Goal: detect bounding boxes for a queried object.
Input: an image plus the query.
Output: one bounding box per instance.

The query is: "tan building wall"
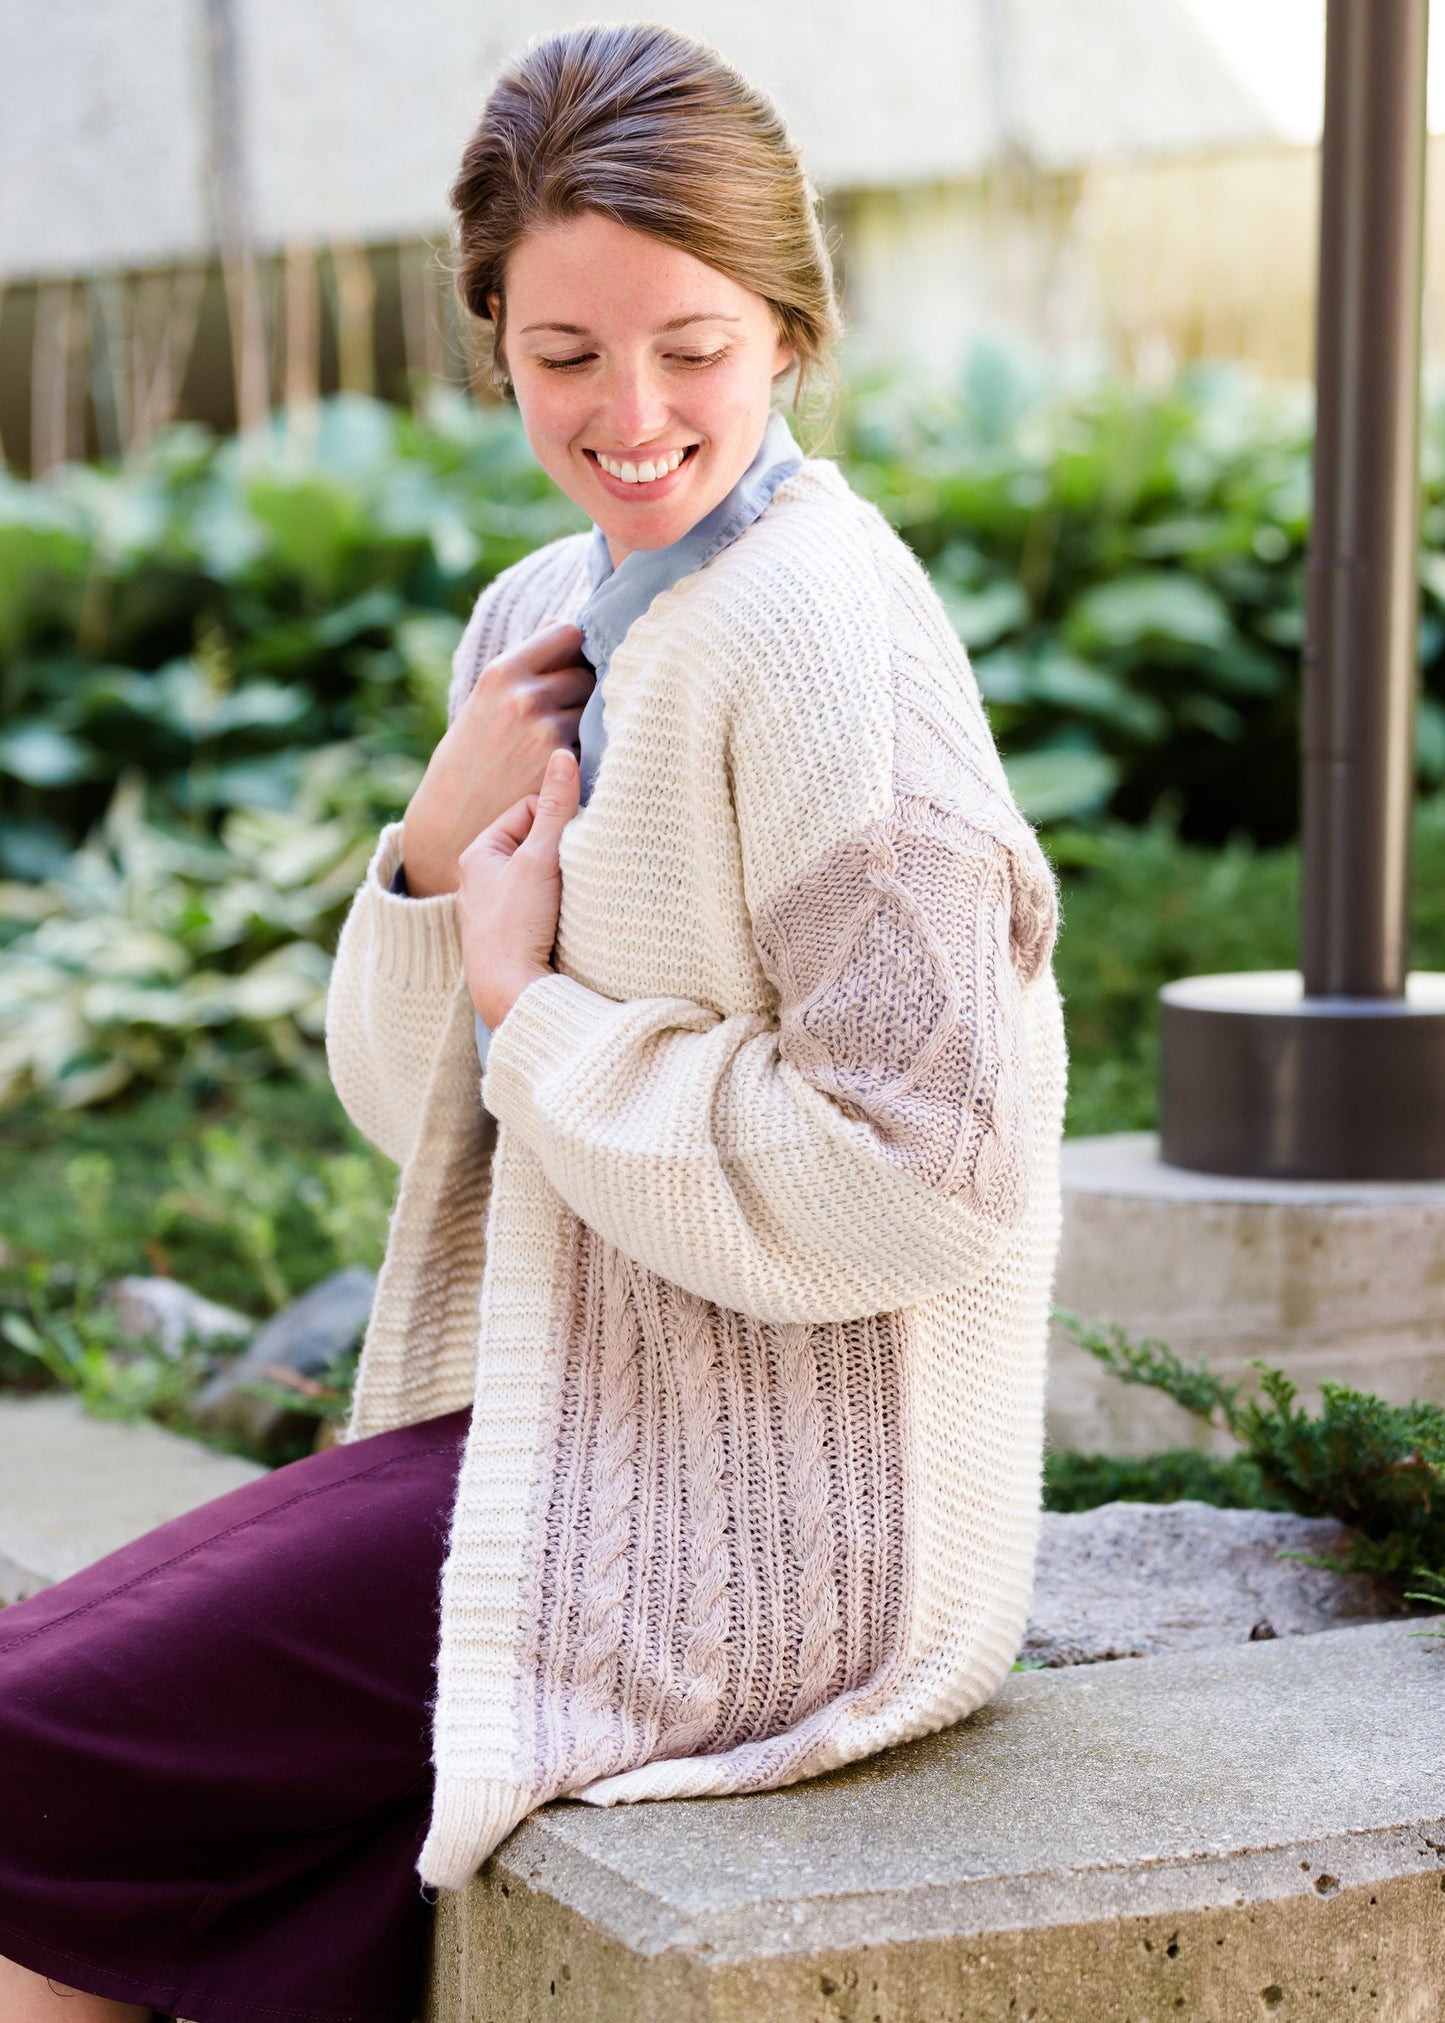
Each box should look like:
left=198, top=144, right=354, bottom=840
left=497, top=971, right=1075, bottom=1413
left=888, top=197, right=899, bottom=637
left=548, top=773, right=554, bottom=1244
left=842, top=137, right=1445, bottom=384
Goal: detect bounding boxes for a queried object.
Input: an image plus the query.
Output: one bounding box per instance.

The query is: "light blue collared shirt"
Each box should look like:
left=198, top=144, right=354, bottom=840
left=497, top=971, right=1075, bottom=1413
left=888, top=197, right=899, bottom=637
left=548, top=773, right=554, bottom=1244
left=475, top=410, right=803, bottom=1068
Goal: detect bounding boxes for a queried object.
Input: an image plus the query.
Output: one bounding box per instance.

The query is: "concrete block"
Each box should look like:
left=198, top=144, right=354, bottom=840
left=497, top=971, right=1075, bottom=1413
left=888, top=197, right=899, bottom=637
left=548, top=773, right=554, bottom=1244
left=427, top=1621, right=1445, bottom=2022
left=1049, top=1131, right=1445, bottom=1455
left=0, top=1393, right=265, bottom=1603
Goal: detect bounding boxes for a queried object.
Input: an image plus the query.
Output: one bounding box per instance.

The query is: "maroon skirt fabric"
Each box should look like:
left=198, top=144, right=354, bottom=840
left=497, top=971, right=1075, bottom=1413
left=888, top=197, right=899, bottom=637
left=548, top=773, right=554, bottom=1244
left=0, top=1407, right=471, bottom=2023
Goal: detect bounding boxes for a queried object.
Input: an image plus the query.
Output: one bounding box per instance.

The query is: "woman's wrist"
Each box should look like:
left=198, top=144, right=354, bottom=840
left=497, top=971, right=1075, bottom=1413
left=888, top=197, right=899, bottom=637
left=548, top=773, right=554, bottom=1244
left=470, top=962, right=551, bottom=1032
left=396, top=832, right=460, bottom=898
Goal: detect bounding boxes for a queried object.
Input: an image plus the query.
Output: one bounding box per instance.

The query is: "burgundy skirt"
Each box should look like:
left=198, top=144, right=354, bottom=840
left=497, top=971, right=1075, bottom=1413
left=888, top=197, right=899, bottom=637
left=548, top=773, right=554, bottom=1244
left=0, top=1407, right=471, bottom=2023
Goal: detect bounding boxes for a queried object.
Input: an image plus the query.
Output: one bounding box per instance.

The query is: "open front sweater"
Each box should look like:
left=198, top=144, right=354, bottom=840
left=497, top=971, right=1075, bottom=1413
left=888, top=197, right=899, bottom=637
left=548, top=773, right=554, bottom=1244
left=324, top=456, right=1067, bottom=1891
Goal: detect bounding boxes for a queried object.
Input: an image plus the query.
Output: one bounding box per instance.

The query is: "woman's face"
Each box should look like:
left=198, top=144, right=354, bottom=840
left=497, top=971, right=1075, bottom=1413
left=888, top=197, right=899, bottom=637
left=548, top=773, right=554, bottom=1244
left=498, top=212, right=794, bottom=562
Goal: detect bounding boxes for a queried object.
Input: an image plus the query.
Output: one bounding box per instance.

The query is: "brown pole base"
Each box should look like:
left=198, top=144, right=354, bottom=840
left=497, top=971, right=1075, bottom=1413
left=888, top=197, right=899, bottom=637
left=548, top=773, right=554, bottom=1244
left=1159, top=971, right=1445, bottom=1180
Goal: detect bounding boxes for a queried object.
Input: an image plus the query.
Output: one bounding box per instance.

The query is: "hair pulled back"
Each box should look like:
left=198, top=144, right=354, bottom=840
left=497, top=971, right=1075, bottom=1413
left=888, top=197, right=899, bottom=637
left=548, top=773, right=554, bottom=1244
left=449, top=22, right=839, bottom=405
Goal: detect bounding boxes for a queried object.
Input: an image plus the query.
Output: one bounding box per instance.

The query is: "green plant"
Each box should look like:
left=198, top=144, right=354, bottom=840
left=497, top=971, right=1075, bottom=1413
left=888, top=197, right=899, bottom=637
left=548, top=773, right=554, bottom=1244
left=157, top=1122, right=392, bottom=1312
left=242, top=1348, right=358, bottom=1431
left=1042, top=1446, right=1289, bottom=1514
left=1059, top=1312, right=1445, bottom=1582
left=0, top=1265, right=223, bottom=1426
left=8, top=362, right=1445, bottom=874
left=0, top=1077, right=393, bottom=1323
left=0, top=742, right=399, bottom=1109
left=1405, top=1568, right=1445, bottom=1640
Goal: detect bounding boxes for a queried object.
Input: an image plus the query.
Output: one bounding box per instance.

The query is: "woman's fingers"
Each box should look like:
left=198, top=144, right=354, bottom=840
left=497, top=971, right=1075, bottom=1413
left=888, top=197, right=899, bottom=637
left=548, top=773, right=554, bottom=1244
left=519, top=748, right=580, bottom=863
left=468, top=792, right=539, bottom=861
left=497, top=620, right=586, bottom=679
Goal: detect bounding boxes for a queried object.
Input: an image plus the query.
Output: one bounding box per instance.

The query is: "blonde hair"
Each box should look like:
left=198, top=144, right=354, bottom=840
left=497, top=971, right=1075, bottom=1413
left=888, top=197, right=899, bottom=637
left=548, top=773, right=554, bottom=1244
left=449, top=22, right=840, bottom=413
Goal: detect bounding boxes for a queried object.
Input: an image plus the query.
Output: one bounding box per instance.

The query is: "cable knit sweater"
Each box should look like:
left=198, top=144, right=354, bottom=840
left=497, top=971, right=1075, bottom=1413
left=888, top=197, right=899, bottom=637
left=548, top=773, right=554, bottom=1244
left=324, top=456, right=1067, bottom=1890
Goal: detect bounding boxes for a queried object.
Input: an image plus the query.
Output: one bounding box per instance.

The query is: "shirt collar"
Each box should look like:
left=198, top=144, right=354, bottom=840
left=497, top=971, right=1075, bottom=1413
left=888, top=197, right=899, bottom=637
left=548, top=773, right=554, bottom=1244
left=579, top=410, right=803, bottom=675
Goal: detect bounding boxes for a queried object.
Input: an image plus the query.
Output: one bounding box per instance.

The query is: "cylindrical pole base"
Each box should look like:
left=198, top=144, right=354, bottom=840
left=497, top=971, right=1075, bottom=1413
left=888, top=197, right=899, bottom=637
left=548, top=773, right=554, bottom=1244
left=1159, top=973, right=1445, bottom=1180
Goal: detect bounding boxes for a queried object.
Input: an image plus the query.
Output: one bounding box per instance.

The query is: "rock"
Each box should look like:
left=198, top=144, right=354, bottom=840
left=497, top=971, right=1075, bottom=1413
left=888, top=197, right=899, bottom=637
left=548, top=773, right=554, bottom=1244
left=1023, top=1499, right=1414, bottom=1667
left=189, top=1266, right=374, bottom=1460
left=102, top=1275, right=255, bottom=1359
left=0, top=1394, right=264, bottom=1604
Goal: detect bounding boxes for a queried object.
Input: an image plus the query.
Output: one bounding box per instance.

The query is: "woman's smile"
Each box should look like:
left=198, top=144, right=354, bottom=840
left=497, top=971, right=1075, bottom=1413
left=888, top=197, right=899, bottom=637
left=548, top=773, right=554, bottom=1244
left=582, top=441, right=700, bottom=500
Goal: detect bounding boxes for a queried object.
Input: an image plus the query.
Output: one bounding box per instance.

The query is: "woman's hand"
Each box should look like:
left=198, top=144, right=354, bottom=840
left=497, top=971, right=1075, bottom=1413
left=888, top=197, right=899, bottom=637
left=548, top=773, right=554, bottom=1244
left=400, top=622, right=593, bottom=897
left=459, top=746, right=582, bottom=1030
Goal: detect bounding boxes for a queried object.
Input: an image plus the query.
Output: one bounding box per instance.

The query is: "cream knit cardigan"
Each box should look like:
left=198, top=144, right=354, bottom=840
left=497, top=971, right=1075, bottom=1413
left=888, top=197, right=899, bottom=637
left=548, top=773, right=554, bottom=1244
left=325, top=457, right=1067, bottom=1890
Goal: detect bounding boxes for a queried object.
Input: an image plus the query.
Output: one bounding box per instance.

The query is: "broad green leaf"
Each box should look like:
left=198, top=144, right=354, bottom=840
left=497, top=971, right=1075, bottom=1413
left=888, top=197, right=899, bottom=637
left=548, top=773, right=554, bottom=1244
left=1064, top=573, right=1236, bottom=657
left=936, top=578, right=1029, bottom=651
left=0, top=722, right=93, bottom=787
left=1004, top=748, right=1119, bottom=823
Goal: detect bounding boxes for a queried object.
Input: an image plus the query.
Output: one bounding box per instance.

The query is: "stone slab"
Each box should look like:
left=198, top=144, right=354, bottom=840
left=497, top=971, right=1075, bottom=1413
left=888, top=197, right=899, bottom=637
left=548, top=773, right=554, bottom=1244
left=1026, top=1501, right=1414, bottom=1666
left=1049, top=1131, right=1445, bottom=1456
left=0, top=1393, right=265, bottom=1603
left=428, top=1621, right=1445, bottom=2021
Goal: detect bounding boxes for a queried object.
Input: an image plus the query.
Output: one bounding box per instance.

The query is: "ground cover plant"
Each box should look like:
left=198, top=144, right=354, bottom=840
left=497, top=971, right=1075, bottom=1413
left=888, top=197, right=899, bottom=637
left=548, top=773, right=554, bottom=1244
left=1058, top=1315, right=1445, bottom=1590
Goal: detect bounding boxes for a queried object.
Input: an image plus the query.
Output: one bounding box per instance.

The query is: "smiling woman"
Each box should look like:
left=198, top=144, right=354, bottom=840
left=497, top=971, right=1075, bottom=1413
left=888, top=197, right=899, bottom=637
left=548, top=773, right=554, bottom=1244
left=449, top=26, right=836, bottom=564
left=0, top=23, right=1065, bottom=2023
left=500, top=218, right=793, bottom=560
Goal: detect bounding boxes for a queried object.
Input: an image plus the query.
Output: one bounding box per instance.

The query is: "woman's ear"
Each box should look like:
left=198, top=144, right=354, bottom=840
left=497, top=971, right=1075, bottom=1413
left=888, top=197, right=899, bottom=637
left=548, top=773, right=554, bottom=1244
left=772, top=340, right=797, bottom=380
left=486, top=289, right=502, bottom=323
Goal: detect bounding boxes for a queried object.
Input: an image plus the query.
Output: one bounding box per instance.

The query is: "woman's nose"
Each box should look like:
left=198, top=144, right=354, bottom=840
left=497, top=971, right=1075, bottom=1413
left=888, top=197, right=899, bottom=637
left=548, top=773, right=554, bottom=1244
left=600, top=366, right=672, bottom=448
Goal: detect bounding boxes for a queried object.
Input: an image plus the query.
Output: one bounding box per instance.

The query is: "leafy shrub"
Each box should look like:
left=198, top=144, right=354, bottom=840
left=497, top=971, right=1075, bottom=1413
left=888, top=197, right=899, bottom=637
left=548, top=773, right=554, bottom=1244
left=0, top=1258, right=231, bottom=1430
left=1042, top=1446, right=1289, bottom=1514
left=0, top=392, right=582, bottom=876
left=0, top=746, right=397, bottom=1106
left=8, top=359, right=1445, bottom=1119
left=1052, top=792, right=1445, bottom=1135
left=842, top=352, right=1445, bottom=845
left=1060, top=1313, right=1445, bottom=1580
left=8, top=361, right=1445, bottom=880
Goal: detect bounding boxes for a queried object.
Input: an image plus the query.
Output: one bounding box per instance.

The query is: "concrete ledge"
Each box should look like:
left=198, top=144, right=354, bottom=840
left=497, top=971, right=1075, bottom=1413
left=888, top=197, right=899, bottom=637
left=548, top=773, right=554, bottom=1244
left=0, top=1394, right=265, bottom=1602
left=429, top=1622, right=1445, bottom=2021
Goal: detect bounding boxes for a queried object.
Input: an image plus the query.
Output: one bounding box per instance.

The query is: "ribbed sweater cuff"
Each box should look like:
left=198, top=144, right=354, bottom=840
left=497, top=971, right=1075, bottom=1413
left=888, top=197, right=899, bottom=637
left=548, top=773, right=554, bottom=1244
left=364, top=821, right=464, bottom=992
left=481, top=972, right=618, bottom=1132
left=416, top=1777, right=535, bottom=1890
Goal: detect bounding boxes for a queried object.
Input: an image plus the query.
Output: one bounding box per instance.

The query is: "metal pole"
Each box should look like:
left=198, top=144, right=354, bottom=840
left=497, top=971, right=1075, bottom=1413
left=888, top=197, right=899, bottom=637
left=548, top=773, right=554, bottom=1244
left=1301, top=0, right=1428, bottom=998
left=1158, top=0, right=1445, bottom=1181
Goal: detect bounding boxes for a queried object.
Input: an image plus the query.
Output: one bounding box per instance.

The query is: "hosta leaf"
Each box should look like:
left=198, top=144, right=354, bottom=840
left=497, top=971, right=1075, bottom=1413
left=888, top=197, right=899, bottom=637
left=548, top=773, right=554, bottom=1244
left=1064, top=573, right=1236, bottom=657
left=0, top=722, right=93, bottom=787
left=935, top=578, right=1029, bottom=651
left=1004, top=748, right=1118, bottom=823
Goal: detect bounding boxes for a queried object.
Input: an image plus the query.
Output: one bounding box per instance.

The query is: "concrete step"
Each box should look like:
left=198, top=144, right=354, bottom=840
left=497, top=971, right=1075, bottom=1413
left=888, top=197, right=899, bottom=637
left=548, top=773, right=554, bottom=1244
left=0, top=1393, right=266, bottom=1602
left=428, top=1619, right=1445, bottom=2022
left=1050, top=1131, right=1445, bottom=1455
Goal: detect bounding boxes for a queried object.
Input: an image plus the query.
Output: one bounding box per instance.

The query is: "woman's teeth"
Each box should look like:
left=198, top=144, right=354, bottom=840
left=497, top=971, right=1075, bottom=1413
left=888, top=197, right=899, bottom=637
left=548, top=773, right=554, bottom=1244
left=594, top=447, right=690, bottom=485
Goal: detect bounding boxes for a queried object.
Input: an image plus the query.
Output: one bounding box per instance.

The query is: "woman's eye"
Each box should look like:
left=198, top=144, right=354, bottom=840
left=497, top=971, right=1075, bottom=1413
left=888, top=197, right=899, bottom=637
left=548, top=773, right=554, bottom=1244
left=538, top=353, right=596, bottom=372
left=672, top=348, right=728, bottom=368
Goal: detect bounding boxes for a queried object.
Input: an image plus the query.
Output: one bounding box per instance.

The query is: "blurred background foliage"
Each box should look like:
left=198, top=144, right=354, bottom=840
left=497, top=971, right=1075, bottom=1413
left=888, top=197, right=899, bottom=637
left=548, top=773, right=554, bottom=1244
left=7, top=354, right=1445, bottom=1377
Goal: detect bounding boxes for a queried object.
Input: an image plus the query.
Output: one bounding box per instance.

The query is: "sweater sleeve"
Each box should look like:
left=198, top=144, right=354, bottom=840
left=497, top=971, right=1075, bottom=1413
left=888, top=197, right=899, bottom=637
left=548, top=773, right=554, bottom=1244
left=480, top=580, right=1058, bottom=1325
left=324, top=821, right=468, bottom=1167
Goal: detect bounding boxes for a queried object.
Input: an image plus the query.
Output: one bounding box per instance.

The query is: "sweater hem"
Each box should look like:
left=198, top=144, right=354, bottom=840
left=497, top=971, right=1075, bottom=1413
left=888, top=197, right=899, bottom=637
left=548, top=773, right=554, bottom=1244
left=417, top=1777, right=536, bottom=1890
